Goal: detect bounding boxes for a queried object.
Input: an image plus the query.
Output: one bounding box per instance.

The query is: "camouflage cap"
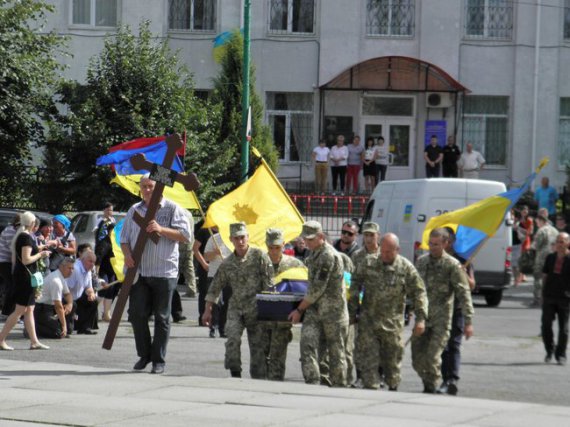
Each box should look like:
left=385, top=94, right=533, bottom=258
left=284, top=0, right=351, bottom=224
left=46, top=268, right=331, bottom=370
left=361, top=221, right=380, bottom=234
left=300, top=220, right=322, bottom=239
left=229, top=222, right=248, bottom=237
left=266, top=228, right=284, bottom=246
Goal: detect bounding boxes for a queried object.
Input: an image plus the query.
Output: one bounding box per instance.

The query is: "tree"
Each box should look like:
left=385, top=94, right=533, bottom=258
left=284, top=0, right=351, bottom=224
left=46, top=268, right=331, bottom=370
left=47, top=21, right=232, bottom=211
left=0, top=0, right=66, bottom=206
left=211, top=31, right=279, bottom=185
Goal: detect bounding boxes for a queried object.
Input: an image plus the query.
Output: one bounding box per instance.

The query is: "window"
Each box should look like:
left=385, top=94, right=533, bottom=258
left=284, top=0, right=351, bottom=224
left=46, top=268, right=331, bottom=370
left=268, top=0, right=315, bottom=35
left=169, top=0, right=216, bottom=32
left=464, top=0, right=513, bottom=40
left=366, top=0, right=415, bottom=37
left=72, top=0, right=117, bottom=27
left=564, top=0, right=570, bottom=40
left=267, top=93, right=314, bottom=162
left=558, top=98, right=570, bottom=166
left=462, top=96, right=509, bottom=166
left=361, top=96, right=414, bottom=116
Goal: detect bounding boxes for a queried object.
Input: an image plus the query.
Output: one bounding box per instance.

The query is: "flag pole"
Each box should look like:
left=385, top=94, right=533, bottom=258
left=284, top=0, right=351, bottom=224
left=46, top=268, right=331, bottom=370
left=240, top=0, right=251, bottom=184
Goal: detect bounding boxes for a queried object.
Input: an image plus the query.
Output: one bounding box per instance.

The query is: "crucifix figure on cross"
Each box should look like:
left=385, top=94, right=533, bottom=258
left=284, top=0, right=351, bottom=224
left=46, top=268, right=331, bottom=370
left=102, top=134, right=199, bottom=374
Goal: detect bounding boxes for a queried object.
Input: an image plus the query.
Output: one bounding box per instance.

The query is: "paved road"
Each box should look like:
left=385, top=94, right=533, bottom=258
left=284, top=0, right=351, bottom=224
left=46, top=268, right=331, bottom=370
left=0, top=280, right=568, bottom=406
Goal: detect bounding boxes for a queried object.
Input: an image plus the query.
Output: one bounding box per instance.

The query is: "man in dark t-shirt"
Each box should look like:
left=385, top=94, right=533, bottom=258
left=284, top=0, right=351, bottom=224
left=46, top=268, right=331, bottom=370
left=541, top=232, right=570, bottom=366
left=424, top=135, right=443, bottom=178
left=442, top=136, right=461, bottom=178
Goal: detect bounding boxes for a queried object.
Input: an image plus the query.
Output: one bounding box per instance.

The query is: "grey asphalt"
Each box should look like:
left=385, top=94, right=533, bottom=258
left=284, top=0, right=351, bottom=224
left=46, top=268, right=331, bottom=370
left=1, top=281, right=569, bottom=426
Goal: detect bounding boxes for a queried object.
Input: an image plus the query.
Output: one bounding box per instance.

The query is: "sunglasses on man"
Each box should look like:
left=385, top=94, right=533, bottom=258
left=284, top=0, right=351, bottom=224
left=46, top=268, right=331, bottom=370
left=341, top=229, right=355, bottom=236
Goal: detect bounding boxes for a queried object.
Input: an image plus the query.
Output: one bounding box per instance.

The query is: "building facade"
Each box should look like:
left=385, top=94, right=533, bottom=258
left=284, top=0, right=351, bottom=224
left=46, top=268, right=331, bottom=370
left=47, top=0, right=570, bottom=189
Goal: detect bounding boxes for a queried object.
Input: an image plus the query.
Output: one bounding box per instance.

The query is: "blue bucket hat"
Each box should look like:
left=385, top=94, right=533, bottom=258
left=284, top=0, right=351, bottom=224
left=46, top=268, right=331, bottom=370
left=53, top=214, right=71, bottom=231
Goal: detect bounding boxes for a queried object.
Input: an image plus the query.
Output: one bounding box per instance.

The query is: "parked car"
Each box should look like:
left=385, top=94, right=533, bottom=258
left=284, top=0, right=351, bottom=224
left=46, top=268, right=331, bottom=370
left=0, top=208, right=53, bottom=233
left=69, top=211, right=127, bottom=250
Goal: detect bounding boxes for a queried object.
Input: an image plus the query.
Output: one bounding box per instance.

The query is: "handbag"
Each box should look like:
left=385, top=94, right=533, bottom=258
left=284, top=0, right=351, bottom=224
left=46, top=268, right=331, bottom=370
left=30, top=271, right=44, bottom=288
left=519, top=249, right=536, bottom=275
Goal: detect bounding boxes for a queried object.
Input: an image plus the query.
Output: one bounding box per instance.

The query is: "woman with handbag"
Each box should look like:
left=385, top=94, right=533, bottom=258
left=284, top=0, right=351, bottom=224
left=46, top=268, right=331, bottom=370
left=0, top=211, right=51, bottom=351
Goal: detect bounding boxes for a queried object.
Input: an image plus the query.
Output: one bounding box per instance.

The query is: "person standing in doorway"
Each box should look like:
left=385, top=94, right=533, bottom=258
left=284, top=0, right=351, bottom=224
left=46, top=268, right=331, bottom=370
left=374, top=136, right=389, bottom=185
left=330, top=135, right=348, bottom=195
left=346, top=135, right=364, bottom=195
left=312, top=139, right=330, bottom=195
left=424, top=135, right=443, bottom=178
left=442, top=136, right=461, bottom=178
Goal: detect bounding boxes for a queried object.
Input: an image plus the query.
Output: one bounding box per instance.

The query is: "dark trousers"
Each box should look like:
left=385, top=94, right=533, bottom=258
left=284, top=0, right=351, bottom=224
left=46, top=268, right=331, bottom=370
left=211, top=280, right=232, bottom=334
left=171, top=289, right=183, bottom=318
left=542, top=297, right=570, bottom=359
left=197, top=266, right=209, bottom=323
left=128, top=276, right=177, bottom=364
left=441, top=307, right=464, bottom=381
left=442, top=163, right=458, bottom=178
left=375, top=164, right=387, bottom=184
left=34, top=303, right=66, bottom=339
left=72, top=292, right=98, bottom=332
left=426, top=164, right=440, bottom=178
left=0, top=262, right=14, bottom=315
left=331, top=166, right=347, bottom=191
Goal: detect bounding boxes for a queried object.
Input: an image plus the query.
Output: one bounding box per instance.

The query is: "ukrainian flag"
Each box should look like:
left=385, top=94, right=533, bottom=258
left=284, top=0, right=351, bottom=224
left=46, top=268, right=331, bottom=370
left=109, top=219, right=125, bottom=282
left=421, top=158, right=549, bottom=259
left=96, top=136, right=200, bottom=209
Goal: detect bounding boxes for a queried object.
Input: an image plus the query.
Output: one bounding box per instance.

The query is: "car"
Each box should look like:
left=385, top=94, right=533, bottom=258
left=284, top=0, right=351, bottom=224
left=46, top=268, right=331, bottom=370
left=69, top=211, right=127, bottom=249
left=0, top=208, right=53, bottom=233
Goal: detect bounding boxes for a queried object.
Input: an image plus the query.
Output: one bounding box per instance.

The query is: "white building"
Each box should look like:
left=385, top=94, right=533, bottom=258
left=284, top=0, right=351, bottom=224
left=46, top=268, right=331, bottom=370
left=46, top=0, right=570, bottom=190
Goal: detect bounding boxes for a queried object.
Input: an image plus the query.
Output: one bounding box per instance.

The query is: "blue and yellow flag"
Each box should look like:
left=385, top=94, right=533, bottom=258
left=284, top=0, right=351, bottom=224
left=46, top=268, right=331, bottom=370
left=421, top=158, right=549, bottom=259
left=96, top=136, right=200, bottom=209
left=203, top=149, right=304, bottom=250
left=109, top=219, right=125, bottom=282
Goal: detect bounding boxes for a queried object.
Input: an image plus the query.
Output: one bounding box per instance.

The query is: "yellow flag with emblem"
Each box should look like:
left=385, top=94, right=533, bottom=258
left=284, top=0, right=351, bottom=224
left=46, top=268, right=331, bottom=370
left=203, top=150, right=304, bottom=249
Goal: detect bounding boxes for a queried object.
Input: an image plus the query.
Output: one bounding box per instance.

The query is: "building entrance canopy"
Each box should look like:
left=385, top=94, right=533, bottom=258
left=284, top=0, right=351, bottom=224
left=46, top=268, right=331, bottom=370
left=320, top=56, right=469, bottom=93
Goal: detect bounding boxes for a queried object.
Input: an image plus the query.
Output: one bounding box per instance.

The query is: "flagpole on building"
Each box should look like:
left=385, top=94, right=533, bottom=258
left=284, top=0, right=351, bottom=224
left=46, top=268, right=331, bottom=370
left=240, top=0, right=251, bottom=184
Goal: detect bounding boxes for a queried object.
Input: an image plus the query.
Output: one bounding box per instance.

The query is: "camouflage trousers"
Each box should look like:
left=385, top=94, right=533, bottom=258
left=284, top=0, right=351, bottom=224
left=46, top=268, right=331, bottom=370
left=533, top=271, right=543, bottom=303
left=411, top=326, right=450, bottom=389
left=355, top=322, right=403, bottom=389
left=261, top=322, right=293, bottom=381
left=300, top=309, right=348, bottom=387
left=178, top=243, right=196, bottom=296
left=225, top=309, right=266, bottom=379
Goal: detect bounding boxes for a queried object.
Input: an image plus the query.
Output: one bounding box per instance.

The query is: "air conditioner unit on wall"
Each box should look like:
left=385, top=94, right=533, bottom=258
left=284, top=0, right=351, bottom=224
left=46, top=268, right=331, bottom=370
left=426, top=92, right=453, bottom=108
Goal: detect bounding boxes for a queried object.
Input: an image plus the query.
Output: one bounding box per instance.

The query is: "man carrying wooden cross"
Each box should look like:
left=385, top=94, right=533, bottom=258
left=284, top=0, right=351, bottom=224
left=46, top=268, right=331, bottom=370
left=120, top=174, right=191, bottom=374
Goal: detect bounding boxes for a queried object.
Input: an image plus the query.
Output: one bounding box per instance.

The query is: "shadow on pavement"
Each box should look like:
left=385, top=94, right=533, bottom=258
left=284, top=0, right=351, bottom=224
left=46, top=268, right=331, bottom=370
left=0, top=369, right=127, bottom=377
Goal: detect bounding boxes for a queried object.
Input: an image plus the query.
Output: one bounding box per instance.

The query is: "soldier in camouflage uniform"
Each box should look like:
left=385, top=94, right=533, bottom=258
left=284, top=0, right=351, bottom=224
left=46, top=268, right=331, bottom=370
left=412, top=228, right=474, bottom=393
left=532, top=215, right=559, bottom=306
left=350, top=231, right=427, bottom=390
left=349, top=222, right=382, bottom=385
left=202, top=222, right=274, bottom=379
left=261, top=228, right=305, bottom=381
left=289, top=221, right=349, bottom=387
left=179, top=210, right=196, bottom=298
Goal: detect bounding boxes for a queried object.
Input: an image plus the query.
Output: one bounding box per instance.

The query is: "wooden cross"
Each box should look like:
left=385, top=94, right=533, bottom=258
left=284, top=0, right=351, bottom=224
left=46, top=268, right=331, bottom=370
left=102, top=133, right=200, bottom=350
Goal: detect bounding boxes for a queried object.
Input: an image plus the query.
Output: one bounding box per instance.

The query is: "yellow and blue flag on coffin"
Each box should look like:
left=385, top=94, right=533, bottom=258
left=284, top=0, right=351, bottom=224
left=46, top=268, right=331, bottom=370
left=109, top=219, right=125, bottom=282
left=273, top=267, right=308, bottom=294
left=203, top=150, right=304, bottom=250
left=421, top=158, right=549, bottom=259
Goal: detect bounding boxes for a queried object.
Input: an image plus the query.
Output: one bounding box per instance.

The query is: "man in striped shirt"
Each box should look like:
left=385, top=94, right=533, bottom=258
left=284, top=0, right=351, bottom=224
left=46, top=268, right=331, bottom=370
left=121, top=175, right=191, bottom=375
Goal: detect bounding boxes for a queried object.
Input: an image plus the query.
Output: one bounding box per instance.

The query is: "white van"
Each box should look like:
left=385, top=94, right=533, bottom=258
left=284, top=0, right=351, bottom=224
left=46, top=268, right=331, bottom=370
left=361, top=178, right=512, bottom=307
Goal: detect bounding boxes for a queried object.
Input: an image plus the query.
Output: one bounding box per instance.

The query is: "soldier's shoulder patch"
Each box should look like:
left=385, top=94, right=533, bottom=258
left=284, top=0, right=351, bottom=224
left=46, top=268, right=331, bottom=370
left=318, top=268, right=330, bottom=281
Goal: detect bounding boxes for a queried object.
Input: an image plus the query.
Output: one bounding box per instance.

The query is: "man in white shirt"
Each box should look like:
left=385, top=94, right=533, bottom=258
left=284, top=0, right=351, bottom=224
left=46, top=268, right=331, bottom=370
left=66, top=250, right=98, bottom=335
left=312, top=139, right=330, bottom=194
left=459, top=143, right=485, bottom=179
left=35, top=257, right=74, bottom=338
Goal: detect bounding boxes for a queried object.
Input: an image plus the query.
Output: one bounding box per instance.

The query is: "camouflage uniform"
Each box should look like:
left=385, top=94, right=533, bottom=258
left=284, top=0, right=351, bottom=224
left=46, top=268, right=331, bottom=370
left=205, top=246, right=273, bottom=379
left=301, top=242, right=349, bottom=387
left=178, top=241, right=196, bottom=297
left=412, top=252, right=474, bottom=391
left=261, top=254, right=305, bottom=381
left=349, top=253, right=427, bottom=389
left=533, top=224, right=558, bottom=303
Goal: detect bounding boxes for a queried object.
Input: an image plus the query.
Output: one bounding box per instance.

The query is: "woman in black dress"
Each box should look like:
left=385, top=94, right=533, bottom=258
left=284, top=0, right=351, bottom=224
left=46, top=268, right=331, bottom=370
left=0, top=212, right=51, bottom=351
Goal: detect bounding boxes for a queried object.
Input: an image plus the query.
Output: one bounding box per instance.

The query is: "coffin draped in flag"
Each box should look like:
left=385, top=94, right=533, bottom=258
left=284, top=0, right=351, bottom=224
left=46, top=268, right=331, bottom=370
left=420, top=158, right=549, bottom=259
left=203, top=149, right=304, bottom=250
left=96, top=135, right=200, bottom=209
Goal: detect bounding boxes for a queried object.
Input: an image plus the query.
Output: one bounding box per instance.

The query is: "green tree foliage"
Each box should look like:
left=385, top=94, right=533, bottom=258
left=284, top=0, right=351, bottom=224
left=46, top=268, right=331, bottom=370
left=211, top=31, right=278, bottom=185
left=0, top=0, right=66, bottom=206
left=47, top=21, right=232, bottom=212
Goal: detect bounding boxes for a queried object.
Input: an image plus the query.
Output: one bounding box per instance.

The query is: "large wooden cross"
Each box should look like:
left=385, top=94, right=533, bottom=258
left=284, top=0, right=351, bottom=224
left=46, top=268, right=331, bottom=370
left=102, top=133, right=199, bottom=350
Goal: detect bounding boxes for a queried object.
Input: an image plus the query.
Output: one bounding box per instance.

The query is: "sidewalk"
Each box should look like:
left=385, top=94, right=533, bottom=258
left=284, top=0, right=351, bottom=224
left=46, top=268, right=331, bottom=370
left=1, top=358, right=568, bottom=427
